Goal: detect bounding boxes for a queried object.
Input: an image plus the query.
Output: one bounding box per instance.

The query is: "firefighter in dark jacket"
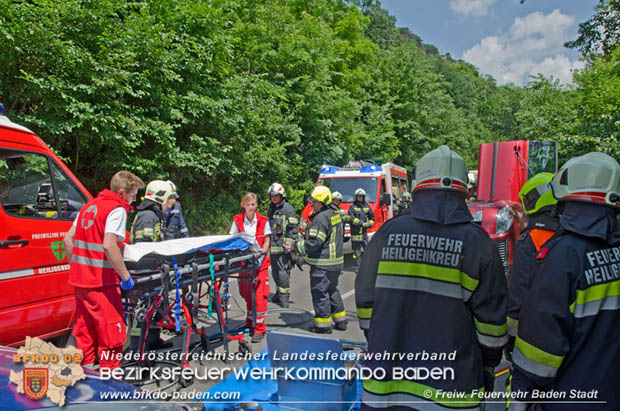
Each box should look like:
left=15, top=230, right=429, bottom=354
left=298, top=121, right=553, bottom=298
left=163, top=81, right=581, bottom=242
left=129, top=180, right=175, bottom=350
left=348, top=188, right=375, bottom=270
left=356, top=145, right=508, bottom=410
left=506, top=173, right=559, bottom=358
left=509, top=152, right=620, bottom=411
left=287, top=186, right=346, bottom=333
left=332, top=191, right=350, bottom=223
left=395, top=191, right=413, bottom=216
left=130, top=180, right=174, bottom=243
left=163, top=181, right=190, bottom=239
left=267, top=182, right=299, bottom=308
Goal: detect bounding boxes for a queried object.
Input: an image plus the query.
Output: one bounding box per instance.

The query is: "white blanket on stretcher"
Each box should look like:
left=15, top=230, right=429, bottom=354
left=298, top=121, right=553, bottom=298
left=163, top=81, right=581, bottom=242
left=123, top=233, right=259, bottom=263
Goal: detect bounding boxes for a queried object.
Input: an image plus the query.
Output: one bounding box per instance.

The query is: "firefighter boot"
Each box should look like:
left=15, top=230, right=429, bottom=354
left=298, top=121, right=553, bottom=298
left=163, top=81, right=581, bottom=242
left=312, top=325, right=333, bottom=334
left=268, top=292, right=280, bottom=304
left=279, top=293, right=289, bottom=308
left=335, top=320, right=348, bottom=331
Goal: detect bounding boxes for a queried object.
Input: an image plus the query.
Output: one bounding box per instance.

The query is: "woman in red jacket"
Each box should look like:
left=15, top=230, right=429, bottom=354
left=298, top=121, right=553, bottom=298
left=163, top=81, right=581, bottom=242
left=229, top=193, right=271, bottom=342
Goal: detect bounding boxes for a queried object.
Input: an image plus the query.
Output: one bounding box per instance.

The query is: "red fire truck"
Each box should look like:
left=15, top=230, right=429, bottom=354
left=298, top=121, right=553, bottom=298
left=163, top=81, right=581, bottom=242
left=468, top=140, right=558, bottom=274
left=300, top=161, right=409, bottom=253
left=0, top=105, right=92, bottom=347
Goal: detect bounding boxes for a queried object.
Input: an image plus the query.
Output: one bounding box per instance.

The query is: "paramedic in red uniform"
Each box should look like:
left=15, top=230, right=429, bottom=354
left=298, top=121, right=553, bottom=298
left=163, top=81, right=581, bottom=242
left=230, top=192, right=271, bottom=343
left=64, top=171, right=144, bottom=369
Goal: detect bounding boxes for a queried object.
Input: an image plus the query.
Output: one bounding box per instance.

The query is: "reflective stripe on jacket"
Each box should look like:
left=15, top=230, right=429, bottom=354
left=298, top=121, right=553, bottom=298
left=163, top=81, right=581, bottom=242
left=356, top=190, right=507, bottom=409
left=510, top=202, right=620, bottom=410
left=348, top=200, right=374, bottom=241
left=335, top=206, right=351, bottom=223
left=268, top=200, right=298, bottom=254
left=69, top=189, right=132, bottom=288
left=130, top=200, right=163, bottom=243
left=294, top=204, right=343, bottom=270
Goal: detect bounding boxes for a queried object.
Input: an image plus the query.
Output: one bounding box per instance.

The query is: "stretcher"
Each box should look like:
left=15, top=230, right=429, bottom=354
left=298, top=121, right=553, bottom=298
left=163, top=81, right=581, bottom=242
left=122, top=234, right=263, bottom=387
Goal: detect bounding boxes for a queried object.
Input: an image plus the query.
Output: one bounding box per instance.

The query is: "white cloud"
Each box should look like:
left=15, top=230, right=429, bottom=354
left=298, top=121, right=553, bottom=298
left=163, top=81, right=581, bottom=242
left=450, top=0, right=496, bottom=18
left=462, top=9, right=584, bottom=86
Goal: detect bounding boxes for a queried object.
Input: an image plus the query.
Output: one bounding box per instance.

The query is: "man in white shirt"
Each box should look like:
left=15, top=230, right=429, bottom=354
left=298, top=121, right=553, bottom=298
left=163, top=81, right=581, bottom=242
left=64, top=171, right=144, bottom=369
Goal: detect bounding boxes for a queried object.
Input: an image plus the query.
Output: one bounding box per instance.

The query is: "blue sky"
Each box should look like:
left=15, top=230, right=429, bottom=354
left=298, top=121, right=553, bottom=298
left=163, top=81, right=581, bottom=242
left=379, top=0, right=599, bottom=86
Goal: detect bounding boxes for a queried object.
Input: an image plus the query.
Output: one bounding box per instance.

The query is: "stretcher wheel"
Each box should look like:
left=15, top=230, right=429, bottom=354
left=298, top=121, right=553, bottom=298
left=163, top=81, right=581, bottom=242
left=238, top=341, right=252, bottom=355
left=180, top=368, right=194, bottom=388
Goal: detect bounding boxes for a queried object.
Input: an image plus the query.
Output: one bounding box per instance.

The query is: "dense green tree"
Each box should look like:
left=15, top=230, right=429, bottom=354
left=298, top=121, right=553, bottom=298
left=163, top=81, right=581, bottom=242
left=565, top=0, right=620, bottom=61
left=514, top=0, right=619, bottom=164
left=1, top=0, right=615, bottom=233
left=346, top=0, right=398, bottom=48
left=571, top=47, right=620, bottom=159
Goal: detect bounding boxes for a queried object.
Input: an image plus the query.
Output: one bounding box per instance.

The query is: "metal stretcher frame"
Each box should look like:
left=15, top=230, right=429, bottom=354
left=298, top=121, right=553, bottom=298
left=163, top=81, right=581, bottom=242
left=122, top=249, right=263, bottom=387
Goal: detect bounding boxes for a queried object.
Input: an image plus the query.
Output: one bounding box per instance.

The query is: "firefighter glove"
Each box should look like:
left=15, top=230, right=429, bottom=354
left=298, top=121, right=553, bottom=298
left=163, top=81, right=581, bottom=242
left=292, top=253, right=304, bottom=271
left=504, top=336, right=516, bottom=364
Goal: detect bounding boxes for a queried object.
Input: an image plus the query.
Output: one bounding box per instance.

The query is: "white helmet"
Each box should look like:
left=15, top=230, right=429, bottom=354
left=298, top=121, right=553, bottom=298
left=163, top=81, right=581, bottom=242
left=354, top=188, right=366, bottom=197
left=165, top=180, right=179, bottom=199
left=552, top=152, right=620, bottom=209
left=145, top=180, right=174, bottom=205
left=332, top=191, right=343, bottom=201
left=268, top=183, right=286, bottom=197
left=413, top=145, right=468, bottom=193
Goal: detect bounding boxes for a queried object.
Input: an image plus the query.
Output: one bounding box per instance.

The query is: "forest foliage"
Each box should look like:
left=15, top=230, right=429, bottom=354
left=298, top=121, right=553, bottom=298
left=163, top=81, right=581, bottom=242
left=0, top=0, right=618, bottom=232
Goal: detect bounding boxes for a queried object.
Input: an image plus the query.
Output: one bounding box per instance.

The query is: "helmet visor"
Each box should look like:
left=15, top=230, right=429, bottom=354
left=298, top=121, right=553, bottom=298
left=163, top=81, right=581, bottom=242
left=523, top=183, right=552, bottom=212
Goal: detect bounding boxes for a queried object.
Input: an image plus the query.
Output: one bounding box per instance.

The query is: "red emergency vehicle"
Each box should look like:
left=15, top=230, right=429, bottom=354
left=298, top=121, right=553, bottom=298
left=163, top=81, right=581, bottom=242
left=300, top=161, right=408, bottom=253
left=0, top=105, right=92, bottom=347
left=468, top=140, right=557, bottom=274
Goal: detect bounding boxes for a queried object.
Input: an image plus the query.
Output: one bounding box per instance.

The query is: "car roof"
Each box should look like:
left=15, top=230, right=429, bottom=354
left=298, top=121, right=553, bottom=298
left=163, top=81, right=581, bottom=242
left=0, top=115, right=35, bottom=135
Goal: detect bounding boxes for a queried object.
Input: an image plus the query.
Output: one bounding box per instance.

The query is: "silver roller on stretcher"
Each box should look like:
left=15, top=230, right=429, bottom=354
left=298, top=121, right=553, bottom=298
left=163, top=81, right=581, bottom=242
left=121, top=233, right=265, bottom=388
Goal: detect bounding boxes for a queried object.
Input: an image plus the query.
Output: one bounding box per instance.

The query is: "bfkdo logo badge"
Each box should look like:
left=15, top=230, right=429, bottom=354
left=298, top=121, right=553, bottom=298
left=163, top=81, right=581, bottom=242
left=24, top=368, right=49, bottom=400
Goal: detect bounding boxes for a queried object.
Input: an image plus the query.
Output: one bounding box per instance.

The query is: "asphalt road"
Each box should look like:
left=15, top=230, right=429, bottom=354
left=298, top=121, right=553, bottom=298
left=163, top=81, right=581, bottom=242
left=136, top=254, right=509, bottom=410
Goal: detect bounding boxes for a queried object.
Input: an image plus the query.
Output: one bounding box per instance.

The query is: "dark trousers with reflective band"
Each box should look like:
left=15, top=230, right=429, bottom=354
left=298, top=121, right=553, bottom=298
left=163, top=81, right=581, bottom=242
left=352, top=240, right=367, bottom=269
left=310, top=267, right=346, bottom=328
left=270, top=253, right=291, bottom=295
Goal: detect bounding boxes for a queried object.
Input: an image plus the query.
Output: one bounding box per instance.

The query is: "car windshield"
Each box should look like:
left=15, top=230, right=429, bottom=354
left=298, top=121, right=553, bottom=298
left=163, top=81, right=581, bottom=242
left=528, top=141, right=557, bottom=178
left=317, top=177, right=378, bottom=203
